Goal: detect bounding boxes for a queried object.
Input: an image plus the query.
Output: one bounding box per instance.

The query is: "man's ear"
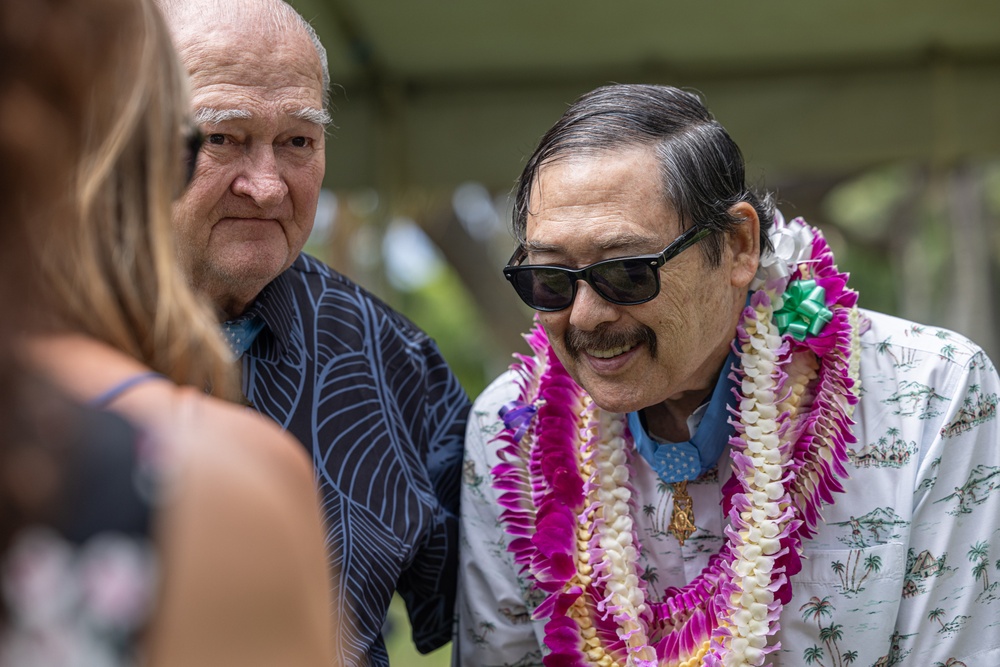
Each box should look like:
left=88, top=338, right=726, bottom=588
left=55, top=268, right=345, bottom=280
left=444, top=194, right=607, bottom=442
left=727, top=202, right=760, bottom=289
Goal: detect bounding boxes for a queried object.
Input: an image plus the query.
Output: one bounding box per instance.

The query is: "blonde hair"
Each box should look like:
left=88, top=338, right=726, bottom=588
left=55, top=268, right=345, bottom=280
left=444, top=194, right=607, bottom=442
left=31, top=0, right=238, bottom=399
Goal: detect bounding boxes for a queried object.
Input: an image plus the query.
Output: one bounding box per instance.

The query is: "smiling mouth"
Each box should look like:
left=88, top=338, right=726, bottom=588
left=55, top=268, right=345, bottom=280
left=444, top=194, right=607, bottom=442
left=586, top=342, right=638, bottom=359
left=566, top=324, right=658, bottom=363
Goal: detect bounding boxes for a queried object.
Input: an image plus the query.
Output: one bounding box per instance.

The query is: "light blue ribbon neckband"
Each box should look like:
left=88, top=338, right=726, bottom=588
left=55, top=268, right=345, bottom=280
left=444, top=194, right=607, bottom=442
left=627, top=346, right=739, bottom=485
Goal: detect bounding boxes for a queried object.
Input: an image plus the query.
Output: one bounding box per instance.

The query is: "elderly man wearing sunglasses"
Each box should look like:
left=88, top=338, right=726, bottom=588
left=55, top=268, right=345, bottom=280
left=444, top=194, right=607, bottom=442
left=456, top=84, right=1000, bottom=667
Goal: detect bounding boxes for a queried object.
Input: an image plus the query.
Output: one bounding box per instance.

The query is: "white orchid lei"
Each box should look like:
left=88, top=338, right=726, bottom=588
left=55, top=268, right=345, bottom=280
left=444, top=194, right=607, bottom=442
left=492, top=217, right=862, bottom=667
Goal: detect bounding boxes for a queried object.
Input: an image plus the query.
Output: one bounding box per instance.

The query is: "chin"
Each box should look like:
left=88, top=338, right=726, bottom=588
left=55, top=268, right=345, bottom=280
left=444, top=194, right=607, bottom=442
left=581, top=385, right=651, bottom=416
left=218, top=248, right=291, bottom=283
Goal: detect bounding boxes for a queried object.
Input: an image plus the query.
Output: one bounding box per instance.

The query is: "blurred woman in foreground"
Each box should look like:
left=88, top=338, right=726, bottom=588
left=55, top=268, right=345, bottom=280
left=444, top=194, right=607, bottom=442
left=0, top=0, right=334, bottom=664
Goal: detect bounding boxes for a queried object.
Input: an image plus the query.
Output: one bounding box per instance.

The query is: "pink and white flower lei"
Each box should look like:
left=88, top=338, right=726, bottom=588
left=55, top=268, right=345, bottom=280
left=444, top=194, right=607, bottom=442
left=492, top=217, right=862, bottom=667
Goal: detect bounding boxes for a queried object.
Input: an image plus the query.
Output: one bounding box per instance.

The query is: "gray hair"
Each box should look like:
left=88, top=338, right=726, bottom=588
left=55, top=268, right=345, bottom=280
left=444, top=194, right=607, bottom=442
left=513, top=84, right=775, bottom=265
left=297, top=15, right=330, bottom=107
left=156, top=0, right=330, bottom=107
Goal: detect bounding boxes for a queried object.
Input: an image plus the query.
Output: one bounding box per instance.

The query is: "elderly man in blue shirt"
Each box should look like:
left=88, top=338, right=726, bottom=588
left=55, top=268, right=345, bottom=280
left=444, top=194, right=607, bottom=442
left=157, top=1, right=470, bottom=665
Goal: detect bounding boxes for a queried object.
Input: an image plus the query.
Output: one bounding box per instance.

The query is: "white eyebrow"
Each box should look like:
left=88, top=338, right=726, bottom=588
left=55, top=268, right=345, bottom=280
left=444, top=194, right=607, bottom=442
left=193, top=108, right=252, bottom=125
left=193, top=107, right=332, bottom=128
left=291, top=107, right=333, bottom=127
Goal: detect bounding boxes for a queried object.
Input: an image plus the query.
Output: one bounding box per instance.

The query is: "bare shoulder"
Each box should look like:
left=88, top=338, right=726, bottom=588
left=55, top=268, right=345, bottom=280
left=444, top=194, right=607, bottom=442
left=160, top=387, right=325, bottom=577
left=146, top=389, right=333, bottom=667
left=166, top=388, right=316, bottom=500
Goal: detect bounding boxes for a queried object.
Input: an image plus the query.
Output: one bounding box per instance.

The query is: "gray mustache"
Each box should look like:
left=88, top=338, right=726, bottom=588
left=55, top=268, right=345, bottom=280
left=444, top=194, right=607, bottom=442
left=564, top=325, right=657, bottom=360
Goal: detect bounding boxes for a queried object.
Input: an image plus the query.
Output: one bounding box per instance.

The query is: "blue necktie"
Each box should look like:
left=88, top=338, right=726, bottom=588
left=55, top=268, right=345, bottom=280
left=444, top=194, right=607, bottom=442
left=627, top=347, right=739, bottom=484
left=221, top=315, right=265, bottom=358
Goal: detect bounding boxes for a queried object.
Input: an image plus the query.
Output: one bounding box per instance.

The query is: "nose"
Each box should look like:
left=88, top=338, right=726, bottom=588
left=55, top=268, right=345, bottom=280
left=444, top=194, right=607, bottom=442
left=231, top=145, right=288, bottom=208
left=567, top=280, right=620, bottom=332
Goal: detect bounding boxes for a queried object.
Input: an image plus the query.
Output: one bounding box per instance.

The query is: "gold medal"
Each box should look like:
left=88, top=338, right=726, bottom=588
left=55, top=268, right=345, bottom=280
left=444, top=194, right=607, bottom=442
left=668, top=480, right=696, bottom=546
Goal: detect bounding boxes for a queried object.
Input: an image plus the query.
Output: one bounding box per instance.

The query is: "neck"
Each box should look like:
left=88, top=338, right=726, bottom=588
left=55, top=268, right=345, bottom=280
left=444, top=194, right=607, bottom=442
left=643, top=286, right=747, bottom=441
left=641, top=341, right=733, bottom=442
left=188, top=268, right=265, bottom=322
left=640, top=393, right=703, bottom=442
left=212, top=291, right=258, bottom=322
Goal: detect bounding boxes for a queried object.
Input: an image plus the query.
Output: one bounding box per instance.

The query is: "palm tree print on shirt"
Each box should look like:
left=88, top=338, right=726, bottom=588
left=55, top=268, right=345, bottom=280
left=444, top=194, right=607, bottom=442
left=849, top=427, right=917, bottom=468
left=967, top=540, right=1000, bottom=602
left=940, top=383, right=998, bottom=439
left=875, top=337, right=918, bottom=371
left=799, top=596, right=852, bottom=667
left=926, top=605, right=971, bottom=637
left=830, top=552, right=883, bottom=596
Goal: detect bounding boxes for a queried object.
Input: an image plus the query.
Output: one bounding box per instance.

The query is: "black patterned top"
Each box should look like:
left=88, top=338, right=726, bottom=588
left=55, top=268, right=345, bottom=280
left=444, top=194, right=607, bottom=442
left=0, top=405, right=157, bottom=667
left=238, top=253, right=470, bottom=667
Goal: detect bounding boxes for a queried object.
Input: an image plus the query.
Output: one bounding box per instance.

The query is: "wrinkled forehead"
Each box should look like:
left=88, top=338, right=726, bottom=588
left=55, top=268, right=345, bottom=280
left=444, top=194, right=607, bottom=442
left=525, top=146, right=679, bottom=246
left=530, top=146, right=667, bottom=207
left=175, top=19, right=323, bottom=98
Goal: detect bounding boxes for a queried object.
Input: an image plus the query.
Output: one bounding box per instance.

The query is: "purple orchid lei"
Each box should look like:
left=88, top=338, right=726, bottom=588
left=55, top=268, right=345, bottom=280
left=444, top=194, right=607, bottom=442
left=491, top=217, right=862, bottom=667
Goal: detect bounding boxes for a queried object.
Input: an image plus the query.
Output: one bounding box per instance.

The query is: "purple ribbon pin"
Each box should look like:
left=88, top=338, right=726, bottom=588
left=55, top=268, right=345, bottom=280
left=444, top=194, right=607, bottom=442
left=499, top=400, right=538, bottom=442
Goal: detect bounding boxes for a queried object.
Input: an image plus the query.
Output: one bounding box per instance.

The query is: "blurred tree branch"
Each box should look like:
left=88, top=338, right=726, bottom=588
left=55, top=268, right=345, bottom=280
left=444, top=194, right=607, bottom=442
left=418, top=202, right=531, bottom=360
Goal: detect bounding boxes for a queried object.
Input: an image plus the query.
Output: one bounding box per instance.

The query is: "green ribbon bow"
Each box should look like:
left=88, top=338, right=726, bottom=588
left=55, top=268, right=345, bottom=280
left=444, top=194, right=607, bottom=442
left=774, top=279, right=833, bottom=340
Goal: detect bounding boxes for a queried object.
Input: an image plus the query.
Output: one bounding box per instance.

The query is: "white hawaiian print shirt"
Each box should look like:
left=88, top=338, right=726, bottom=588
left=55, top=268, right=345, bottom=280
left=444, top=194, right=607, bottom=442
left=456, top=309, right=1000, bottom=667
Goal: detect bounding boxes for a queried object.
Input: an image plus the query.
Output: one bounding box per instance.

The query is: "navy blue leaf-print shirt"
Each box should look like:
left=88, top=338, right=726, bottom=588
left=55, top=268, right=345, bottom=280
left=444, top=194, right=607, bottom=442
left=238, top=254, right=470, bottom=667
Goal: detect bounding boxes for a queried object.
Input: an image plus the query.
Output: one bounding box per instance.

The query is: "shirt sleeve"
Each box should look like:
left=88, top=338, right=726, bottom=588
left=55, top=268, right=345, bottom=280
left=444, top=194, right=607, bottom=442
left=893, top=348, right=1000, bottom=664
left=454, top=372, right=547, bottom=667
left=398, top=337, right=472, bottom=654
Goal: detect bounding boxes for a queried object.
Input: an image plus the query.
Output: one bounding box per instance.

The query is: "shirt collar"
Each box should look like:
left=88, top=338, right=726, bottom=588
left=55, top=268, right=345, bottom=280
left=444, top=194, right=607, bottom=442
left=224, top=258, right=300, bottom=356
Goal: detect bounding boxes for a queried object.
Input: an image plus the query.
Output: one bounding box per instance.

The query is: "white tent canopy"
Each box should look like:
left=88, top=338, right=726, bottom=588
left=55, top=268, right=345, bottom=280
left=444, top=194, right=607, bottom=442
left=292, top=0, right=1000, bottom=192
left=287, top=0, right=1000, bottom=367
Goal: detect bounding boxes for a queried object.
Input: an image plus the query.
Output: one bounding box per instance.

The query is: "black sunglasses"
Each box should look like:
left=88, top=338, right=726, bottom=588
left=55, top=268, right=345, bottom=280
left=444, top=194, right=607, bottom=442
left=503, top=225, right=713, bottom=312
left=182, top=126, right=205, bottom=189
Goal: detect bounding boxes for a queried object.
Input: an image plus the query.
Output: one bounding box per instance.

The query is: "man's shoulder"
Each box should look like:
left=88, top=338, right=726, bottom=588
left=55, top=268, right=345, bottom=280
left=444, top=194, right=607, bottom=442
left=473, top=369, right=520, bottom=413
left=278, top=253, right=426, bottom=338
left=859, top=308, right=989, bottom=371
left=280, top=252, right=361, bottom=295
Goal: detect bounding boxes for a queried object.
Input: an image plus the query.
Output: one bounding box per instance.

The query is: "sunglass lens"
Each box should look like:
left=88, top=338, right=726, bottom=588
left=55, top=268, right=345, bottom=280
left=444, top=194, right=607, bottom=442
left=514, top=269, right=573, bottom=311
left=590, top=259, right=657, bottom=304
